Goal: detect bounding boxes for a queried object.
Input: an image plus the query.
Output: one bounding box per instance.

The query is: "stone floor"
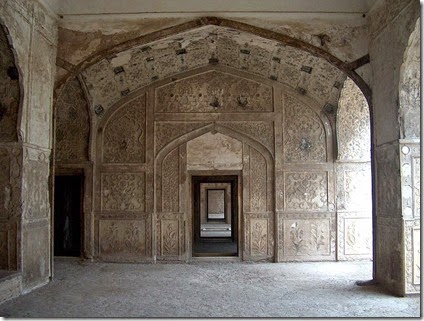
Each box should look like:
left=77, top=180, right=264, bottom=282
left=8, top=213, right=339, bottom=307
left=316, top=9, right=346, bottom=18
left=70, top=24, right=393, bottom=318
left=0, top=258, right=420, bottom=318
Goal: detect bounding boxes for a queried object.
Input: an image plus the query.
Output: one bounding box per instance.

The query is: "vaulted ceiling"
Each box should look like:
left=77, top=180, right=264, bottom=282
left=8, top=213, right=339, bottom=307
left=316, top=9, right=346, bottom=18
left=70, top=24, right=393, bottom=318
left=81, top=25, right=346, bottom=112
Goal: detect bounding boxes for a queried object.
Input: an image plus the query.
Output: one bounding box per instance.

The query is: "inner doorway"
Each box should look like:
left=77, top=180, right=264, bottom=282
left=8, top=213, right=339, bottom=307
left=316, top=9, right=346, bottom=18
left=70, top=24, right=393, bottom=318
left=192, top=175, right=238, bottom=257
left=54, top=175, right=83, bottom=257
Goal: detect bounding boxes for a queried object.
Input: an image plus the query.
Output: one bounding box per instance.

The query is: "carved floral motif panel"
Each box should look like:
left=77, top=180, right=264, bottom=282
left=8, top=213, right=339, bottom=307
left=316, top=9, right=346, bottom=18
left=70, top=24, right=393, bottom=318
left=283, top=218, right=331, bottom=256
left=344, top=218, right=372, bottom=255
left=336, top=78, right=370, bottom=161
left=103, top=94, right=146, bottom=163
left=99, top=219, right=147, bottom=260
left=155, top=122, right=209, bottom=154
left=284, top=172, right=328, bottom=210
left=101, top=172, right=145, bottom=212
left=161, top=149, right=179, bottom=213
left=249, top=148, right=267, bottom=212
left=155, top=70, right=273, bottom=113
left=55, top=78, right=89, bottom=163
left=283, top=94, right=326, bottom=163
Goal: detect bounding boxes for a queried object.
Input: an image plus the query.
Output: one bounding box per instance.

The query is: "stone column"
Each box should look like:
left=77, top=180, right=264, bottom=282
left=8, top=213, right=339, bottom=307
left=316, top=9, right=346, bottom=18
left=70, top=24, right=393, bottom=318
left=0, top=0, right=57, bottom=292
left=369, top=0, right=420, bottom=296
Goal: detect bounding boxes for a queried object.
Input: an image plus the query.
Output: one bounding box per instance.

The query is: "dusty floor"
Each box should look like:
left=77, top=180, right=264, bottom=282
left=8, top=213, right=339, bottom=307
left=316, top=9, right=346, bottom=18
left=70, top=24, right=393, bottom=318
left=0, top=258, right=420, bottom=318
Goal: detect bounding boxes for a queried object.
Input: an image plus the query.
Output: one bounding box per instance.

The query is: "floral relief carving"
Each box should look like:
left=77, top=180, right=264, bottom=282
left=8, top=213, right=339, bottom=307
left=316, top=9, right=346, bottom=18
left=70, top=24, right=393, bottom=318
left=284, top=219, right=331, bottom=256
left=413, top=228, right=420, bottom=285
left=161, top=149, right=179, bottom=213
left=55, top=78, right=89, bottom=162
left=250, top=220, right=268, bottom=255
left=220, top=122, right=274, bottom=155
left=101, top=173, right=145, bottom=211
left=283, top=94, right=326, bottom=163
left=0, top=27, right=20, bottom=142
left=344, top=218, right=372, bottom=255
left=99, top=220, right=147, bottom=258
left=155, top=71, right=273, bottom=113
left=284, top=172, right=328, bottom=210
left=162, top=220, right=179, bottom=256
left=155, top=122, right=209, bottom=154
left=289, top=222, right=304, bottom=254
left=249, top=148, right=267, bottom=212
left=337, top=78, right=371, bottom=161
left=103, top=95, right=146, bottom=163
left=311, top=222, right=326, bottom=251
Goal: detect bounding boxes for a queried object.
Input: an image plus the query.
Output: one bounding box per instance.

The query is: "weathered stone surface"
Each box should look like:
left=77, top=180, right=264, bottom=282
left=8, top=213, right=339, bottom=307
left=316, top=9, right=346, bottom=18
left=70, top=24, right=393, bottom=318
left=283, top=94, right=327, bottom=163
left=101, top=172, right=145, bottom=212
left=337, top=78, right=370, bottom=161
left=186, top=132, right=242, bottom=170
left=103, top=94, right=146, bottom=163
left=81, top=26, right=345, bottom=112
left=55, top=78, right=89, bottom=163
left=155, top=70, right=273, bottom=113
left=99, top=219, right=150, bottom=261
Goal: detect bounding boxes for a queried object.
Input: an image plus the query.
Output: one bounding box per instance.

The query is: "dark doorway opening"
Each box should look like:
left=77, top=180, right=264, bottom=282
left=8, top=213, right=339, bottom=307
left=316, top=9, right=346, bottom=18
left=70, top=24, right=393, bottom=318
left=54, top=175, right=83, bottom=257
left=192, top=175, right=238, bottom=257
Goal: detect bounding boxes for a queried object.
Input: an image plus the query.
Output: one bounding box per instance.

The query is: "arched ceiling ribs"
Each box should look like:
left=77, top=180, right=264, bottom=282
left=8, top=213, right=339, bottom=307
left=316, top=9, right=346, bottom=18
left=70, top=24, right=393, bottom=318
left=55, top=17, right=371, bottom=110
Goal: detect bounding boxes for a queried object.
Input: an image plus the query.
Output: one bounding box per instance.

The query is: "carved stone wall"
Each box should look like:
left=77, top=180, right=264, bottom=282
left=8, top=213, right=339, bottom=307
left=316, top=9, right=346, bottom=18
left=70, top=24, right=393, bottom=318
left=400, top=142, right=420, bottom=293
left=102, top=95, right=146, bottom=164
left=337, top=78, right=371, bottom=161
left=335, top=77, right=372, bottom=260
left=0, top=0, right=57, bottom=296
left=283, top=94, right=327, bottom=163
left=55, top=78, right=89, bottom=163
left=79, top=66, right=371, bottom=264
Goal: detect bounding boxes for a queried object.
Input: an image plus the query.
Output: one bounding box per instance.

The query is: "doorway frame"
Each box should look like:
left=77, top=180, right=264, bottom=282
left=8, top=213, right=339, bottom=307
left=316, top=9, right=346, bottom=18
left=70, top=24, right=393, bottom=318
left=187, top=170, right=242, bottom=261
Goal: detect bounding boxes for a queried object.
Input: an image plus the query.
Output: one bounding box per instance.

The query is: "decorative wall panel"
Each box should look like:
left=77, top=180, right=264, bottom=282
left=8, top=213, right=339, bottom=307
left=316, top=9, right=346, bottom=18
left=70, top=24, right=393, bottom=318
left=283, top=94, right=326, bottom=163
left=101, top=172, right=145, bottom=212
left=155, top=122, right=209, bottom=154
left=103, top=94, right=146, bottom=163
left=284, top=172, right=328, bottom=211
left=99, top=219, right=149, bottom=261
left=155, top=70, right=273, bottom=113
left=281, top=215, right=335, bottom=260
left=156, top=213, right=185, bottom=260
left=343, top=217, right=372, bottom=255
left=55, top=78, right=89, bottom=163
left=244, top=212, right=273, bottom=260
left=249, top=148, right=267, bottom=212
left=24, top=157, right=50, bottom=220
left=337, top=78, right=371, bottom=161
left=0, top=25, right=19, bottom=142
left=221, top=122, right=274, bottom=156
left=161, top=149, right=179, bottom=213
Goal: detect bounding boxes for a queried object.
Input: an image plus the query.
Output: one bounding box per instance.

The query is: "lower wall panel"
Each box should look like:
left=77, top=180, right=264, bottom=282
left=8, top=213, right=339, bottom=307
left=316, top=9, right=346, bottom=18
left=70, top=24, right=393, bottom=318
left=98, top=216, right=152, bottom=262
left=156, top=212, right=185, bottom=261
left=278, top=212, right=336, bottom=261
left=243, top=212, right=274, bottom=261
